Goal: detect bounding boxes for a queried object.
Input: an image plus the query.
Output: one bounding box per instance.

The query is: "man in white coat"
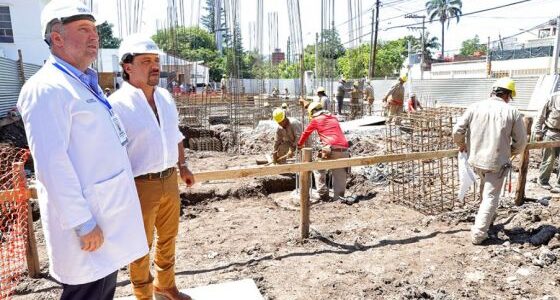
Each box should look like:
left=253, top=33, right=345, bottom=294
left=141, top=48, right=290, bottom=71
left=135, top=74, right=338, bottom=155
left=17, top=1, right=148, bottom=299
left=110, top=35, right=195, bottom=300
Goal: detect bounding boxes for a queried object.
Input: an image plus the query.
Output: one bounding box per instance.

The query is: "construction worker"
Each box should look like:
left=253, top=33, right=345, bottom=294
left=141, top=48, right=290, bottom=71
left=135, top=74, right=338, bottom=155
left=533, top=91, right=560, bottom=192
left=298, top=102, right=350, bottom=201
left=453, top=77, right=527, bottom=245
left=382, top=74, right=407, bottom=122
left=104, top=87, right=112, bottom=97
left=110, top=35, right=195, bottom=300
left=316, top=86, right=331, bottom=113
left=364, top=80, right=375, bottom=115
left=407, top=92, right=423, bottom=113
left=272, top=108, right=302, bottom=164
left=220, top=74, right=228, bottom=101
left=17, top=1, right=148, bottom=298
left=335, top=78, right=346, bottom=115
left=281, top=102, right=288, bottom=113
left=272, top=87, right=280, bottom=97
left=350, top=81, right=363, bottom=120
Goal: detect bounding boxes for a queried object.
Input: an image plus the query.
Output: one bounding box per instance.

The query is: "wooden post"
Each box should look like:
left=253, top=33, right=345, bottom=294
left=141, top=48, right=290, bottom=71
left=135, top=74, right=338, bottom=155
left=13, top=162, right=40, bottom=277
left=514, top=117, right=533, bottom=206
left=299, top=148, right=312, bottom=240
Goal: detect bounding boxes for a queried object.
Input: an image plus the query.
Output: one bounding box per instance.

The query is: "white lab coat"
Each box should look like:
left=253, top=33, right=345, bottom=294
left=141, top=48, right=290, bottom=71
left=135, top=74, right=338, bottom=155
left=17, top=56, right=148, bottom=285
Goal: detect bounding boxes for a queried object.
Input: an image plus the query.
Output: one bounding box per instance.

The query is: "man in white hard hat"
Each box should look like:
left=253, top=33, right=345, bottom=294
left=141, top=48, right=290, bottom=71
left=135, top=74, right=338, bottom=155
left=316, top=86, right=331, bottom=112
left=382, top=74, right=407, bottom=122
left=17, top=1, right=148, bottom=298
left=407, top=92, right=423, bottom=113
left=453, top=77, right=527, bottom=245
left=109, top=35, right=195, bottom=300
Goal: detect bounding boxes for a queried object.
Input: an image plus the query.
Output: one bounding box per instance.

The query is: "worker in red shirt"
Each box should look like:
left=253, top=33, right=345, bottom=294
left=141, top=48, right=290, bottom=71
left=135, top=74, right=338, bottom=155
left=298, top=102, right=350, bottom=201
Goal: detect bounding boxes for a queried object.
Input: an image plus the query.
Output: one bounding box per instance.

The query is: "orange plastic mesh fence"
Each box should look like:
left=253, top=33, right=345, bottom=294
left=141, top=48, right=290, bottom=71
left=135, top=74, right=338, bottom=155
left=0, top=146, right=30, bottom=299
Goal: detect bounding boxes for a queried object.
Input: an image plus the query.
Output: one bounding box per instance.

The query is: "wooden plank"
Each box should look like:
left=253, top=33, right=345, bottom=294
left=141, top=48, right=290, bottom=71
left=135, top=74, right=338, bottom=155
left=194, top=149, right=460, bottom=182
left=299, top=149, right=311, bottom=240
left=526, top=140, right=560, bottom=150
left=515, top=117, right=533, bottom=206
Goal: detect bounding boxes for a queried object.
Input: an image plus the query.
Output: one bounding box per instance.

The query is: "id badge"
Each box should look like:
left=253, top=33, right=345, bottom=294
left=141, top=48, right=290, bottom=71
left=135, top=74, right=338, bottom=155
left=109, top=111, right=129, bottom=146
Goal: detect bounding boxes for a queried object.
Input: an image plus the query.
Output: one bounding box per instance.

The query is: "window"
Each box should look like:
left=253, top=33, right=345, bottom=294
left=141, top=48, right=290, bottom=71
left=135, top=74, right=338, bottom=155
left=0, top=6, right=13, bottom=43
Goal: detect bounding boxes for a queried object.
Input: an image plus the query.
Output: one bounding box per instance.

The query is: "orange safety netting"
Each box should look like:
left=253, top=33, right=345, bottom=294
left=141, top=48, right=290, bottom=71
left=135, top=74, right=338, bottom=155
left=0, top=146, right=30, bottom=299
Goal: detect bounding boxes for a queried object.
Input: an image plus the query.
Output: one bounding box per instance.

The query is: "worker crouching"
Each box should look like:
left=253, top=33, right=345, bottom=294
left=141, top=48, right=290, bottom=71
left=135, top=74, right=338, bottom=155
left=272, top=108, right=301, bottom=164
left=298, top=102, right=350, bottom=201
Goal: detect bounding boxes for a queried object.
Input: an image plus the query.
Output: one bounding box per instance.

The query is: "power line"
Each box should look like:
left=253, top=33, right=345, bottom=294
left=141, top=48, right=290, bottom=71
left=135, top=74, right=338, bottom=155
left=342, top=0, right=536, bottom=46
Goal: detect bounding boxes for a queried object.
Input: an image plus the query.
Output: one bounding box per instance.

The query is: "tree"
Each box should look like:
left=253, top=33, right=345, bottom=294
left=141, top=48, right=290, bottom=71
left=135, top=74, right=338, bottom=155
left=460, top=35, right=487, bottom=56
left=426, top=0, right=462, bottom=59
left=96, top=21, right=120, bottom=48
left=152, top=26, right=225, bottom=81
left=337, top=44, right=370, bottom=79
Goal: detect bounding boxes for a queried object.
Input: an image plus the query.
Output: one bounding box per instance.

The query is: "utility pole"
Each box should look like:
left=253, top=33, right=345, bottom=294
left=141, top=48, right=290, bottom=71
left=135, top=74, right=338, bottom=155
left=368, top=8, right=375, bottom=79
left=551, top=15, right=560, bottom=75
left=315, top=33, right=319, bottom=81
left=486, top=36, right=492, bottom=78
left=405, top=14, right=426, bottom=80
left=371, top=0, right=380, bottom=78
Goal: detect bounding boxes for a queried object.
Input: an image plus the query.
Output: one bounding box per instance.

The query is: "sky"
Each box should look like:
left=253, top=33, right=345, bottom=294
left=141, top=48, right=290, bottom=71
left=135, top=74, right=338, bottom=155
left=95, top=0, right=560, bottom=57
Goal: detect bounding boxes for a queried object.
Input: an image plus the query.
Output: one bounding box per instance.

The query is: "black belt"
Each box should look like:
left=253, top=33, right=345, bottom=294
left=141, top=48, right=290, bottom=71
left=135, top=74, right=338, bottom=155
left=135, top=167, right=175, bottom=180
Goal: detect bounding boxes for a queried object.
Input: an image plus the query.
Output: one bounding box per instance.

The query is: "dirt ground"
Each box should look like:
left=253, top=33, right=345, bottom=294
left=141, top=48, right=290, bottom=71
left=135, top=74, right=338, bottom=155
left=8, top=124, right=560, bottom=300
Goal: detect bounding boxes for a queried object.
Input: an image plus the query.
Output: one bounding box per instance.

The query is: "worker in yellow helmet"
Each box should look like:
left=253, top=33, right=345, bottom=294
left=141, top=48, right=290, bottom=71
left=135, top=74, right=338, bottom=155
left=316, top=86, right=331, bottom=113
left=382, top=74, right=407, bottom=122
left=453, top=77, right=526, bottom=245
left=350, top=81, right=363, bottom=120
left=271, top=108, right=301, bottom=164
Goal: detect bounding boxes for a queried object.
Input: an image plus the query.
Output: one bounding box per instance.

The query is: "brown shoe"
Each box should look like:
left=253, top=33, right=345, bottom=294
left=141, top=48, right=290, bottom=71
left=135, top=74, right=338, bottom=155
left=153, top=286, right=192, bottom=300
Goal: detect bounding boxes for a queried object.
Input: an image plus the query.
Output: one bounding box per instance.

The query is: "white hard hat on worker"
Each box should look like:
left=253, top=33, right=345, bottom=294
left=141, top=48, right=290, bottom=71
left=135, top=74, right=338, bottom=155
left=118, top=34, right=164, bottom=62
left=41, top=0, right=96, bottom=42
left=119, top=35, right=163, bottom=86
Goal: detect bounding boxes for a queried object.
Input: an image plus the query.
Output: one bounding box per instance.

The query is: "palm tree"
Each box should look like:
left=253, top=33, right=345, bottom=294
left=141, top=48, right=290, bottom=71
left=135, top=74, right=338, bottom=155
left=426, top=0, right=462, bottom=60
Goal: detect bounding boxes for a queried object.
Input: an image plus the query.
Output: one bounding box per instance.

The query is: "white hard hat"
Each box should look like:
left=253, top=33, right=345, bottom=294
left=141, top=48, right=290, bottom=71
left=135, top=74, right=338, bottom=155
left=410, top=92, right=416, bottom=97
left=41, top=0, right=95, bottom=37
left=118, top=34, right=163, bottom=62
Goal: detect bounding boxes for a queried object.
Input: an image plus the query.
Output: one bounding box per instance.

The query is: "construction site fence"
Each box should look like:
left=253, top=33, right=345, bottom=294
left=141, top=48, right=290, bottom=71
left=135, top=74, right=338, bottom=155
left=0, top=146, right=33, bottom=300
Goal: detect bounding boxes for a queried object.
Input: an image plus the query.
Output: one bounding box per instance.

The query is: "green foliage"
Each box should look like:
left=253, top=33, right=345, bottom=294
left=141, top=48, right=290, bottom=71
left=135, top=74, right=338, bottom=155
left=375, top=39, right=407, bottom=77
left=96, top=21, right=120, bottom=48
left=318, top=29, right=345, bottom=59
left=460, top=35, right=487, bottom=56
left=152, top=26, right=224, bottom=81
left=426, top=0, right=462, bottom=58
left=337, top=44, right=370, bottom=79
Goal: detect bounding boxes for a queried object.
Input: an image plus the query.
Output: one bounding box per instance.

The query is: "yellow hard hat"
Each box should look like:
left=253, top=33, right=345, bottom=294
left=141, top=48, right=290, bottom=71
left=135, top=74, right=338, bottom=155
left=272, top=108, right=286, bottom=123
left=281, top=102, right=288, bottom=109
left=307, top=101, right=323, bottom=118
left=399, top=74, right=408, bottom=82
left=493, top=77, right=516, bottom=97
left=353, top=81, right=359, bottom=87
left=317, top=86, right=326, bottom=93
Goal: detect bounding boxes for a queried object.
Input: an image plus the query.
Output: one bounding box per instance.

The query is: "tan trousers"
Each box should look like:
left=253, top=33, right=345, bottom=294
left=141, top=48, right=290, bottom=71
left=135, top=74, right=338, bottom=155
left=313, top=150, right=350, bottom=200
left=471, top=168, right=505, bottom=244
left=387, top=104, right=403, bottom=123
left=130, top=169, right=181, bottom=300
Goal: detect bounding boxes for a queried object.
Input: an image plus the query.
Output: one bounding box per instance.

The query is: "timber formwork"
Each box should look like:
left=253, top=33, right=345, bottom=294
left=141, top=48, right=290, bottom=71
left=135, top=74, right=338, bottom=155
left=385, top=107, right=478, bottom=214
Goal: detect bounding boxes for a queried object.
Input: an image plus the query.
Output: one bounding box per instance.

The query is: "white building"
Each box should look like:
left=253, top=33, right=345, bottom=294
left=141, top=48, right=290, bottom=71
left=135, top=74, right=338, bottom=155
left=0, top=0, right=49, bottom=65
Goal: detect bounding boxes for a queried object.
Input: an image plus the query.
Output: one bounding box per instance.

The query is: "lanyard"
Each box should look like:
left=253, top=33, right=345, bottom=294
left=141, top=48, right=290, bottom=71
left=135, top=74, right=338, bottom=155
left=52, top=62, right=113, bottom=112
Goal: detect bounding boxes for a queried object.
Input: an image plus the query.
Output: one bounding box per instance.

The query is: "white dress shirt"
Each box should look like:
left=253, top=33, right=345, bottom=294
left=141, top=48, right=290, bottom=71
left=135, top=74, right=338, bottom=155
left=109, top=81, right=185, bottom=177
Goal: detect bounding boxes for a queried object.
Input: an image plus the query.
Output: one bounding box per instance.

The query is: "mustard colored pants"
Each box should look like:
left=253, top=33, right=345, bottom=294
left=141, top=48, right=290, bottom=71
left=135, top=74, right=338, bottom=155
left=129, top=169, right=181, bottom=300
